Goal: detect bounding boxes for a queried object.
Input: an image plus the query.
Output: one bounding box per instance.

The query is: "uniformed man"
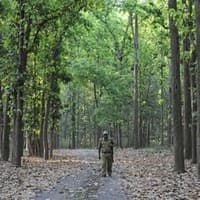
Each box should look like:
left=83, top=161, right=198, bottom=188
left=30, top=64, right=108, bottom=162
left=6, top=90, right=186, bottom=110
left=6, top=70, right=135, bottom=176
left=98, top=130, right=114, bottom=177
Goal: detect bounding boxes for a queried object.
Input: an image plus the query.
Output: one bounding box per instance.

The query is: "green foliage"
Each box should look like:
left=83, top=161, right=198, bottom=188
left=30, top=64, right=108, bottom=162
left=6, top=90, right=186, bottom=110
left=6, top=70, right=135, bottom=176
left=0, top=0, right=178, bottom=149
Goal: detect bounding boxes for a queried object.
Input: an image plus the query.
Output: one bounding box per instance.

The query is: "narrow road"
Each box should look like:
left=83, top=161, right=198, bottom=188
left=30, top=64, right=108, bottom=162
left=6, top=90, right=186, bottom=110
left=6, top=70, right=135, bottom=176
left=35, top=149, right=127, bottom=200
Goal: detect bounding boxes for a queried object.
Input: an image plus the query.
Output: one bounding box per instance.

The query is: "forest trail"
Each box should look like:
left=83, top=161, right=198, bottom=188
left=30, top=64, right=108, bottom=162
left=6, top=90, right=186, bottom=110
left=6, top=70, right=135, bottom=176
left=1, top=149, right=200, bottom=199
left=35, top=149, right=127, bottom=200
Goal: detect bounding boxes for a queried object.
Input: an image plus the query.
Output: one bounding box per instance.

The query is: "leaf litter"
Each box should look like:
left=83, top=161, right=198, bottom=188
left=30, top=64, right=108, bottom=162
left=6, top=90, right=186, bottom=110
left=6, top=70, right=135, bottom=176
left=0, top=149, right=200, bottom=200
left=115, top=149, right=200, bottom=200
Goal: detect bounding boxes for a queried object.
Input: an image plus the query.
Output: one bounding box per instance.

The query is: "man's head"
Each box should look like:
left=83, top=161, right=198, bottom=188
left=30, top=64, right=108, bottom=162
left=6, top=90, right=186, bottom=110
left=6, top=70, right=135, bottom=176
left=103, top=130, right=108, bottom=140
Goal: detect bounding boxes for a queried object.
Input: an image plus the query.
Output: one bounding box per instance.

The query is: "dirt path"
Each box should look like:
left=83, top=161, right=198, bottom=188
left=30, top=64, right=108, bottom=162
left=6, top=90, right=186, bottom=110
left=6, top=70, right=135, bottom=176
left=35, top=149, right=127, bottom=200
left=1, top=149, right=199, bottom=199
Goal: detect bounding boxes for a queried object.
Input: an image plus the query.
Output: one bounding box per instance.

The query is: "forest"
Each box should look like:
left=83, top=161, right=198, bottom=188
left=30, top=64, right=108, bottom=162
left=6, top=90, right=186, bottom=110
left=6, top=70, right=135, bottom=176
left=0, top=0, right=200, bottom=199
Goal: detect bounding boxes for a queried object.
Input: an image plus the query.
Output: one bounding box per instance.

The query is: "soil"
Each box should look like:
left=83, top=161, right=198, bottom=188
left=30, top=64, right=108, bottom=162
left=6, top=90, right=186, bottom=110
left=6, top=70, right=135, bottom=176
left=2, top=148, right=199, bottom=199
left=35, top=149, right=127, bottom=200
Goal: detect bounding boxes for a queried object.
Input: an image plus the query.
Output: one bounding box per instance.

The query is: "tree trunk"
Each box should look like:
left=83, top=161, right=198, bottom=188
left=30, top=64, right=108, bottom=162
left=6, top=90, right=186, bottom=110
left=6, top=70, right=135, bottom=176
left=49, top=119, right=55, bottom=159
left=43, top=97, right=50, bottom=160
left=191, top=51, right=197, bottom=164
left=28, top=134, right=34, bottom=156
left=12, top=0, right=30, bottom=167
left=183, top=49, right=192, bottom=159
left=182, top=0, right=192, bottom=159
left=168, top=0, right=185, bottom=173
left=83, top=110, right=87, bottom=147
left=168, top=56, right=173, bottom=147
left=76, top=93, right=80, bottom=148
left=0, top=83, right=3, bottom=159
left=140, top=117, right=144, bottom=147
left=2, top=95, right=10, bottom=161
left=11, top=90, right=17, bottom=163
left=39, top=91, right=45, bottom=157
left=114, top=123, right=118, bottom=147
left=71, top=91, right=76, bottom=149
left=93, top=83, right=102, bottom=146
left=195, top=0, right=200, bottom=178
left=160, top=64, right=164, bottom=146
left=13, top=86, right=25, bottom=166
left=130, top=12, right=139, bottom=149
left=147, top=120, right=150, bottom=147
left=54, top=132, right=59, bottom=149
left=143, top=121, right=147, bottom=147
left=118, top=123, right=122, bottom=148
left=127, top=120, right=130, bottom=147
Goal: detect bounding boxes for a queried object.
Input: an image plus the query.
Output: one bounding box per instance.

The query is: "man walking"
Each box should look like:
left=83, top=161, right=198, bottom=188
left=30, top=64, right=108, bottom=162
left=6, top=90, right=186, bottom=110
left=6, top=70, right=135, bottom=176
left=98, top=130, right=114, bottom=177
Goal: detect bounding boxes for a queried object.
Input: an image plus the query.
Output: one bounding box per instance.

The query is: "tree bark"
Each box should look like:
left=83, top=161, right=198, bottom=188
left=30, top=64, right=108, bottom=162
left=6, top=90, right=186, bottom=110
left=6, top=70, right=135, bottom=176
left=2, top=95, right=10, bottom=161
left=130, top=12, right=139, bottom=149
left=39, top=91, right=45, bottom=157
left=182, top=0, right=192, bottom=159
left=139, top=117, right=143, bottom=147
left=12, top=0, right=31, bottom=167
left=71, top=91, right=76, bottom=149
left=0, top=84, right=3, bottom=159
left=93, top=83, right=102, bottom=146
left=195, top=0, right=200, bottom=178
left=118, top=123, right=122, bottom=148
left=49, top=119, right=55, bottom=159
left=191, top=51, right=197, bottom=164
left=168, top=0, right=185, bottom=173
left=147, top=120, right=150, bottom=147
left=76, top=93, right=80, bottom=148
left=43, top=97, right=50, bottom=160
left=160, top=64, right=164, bottom=146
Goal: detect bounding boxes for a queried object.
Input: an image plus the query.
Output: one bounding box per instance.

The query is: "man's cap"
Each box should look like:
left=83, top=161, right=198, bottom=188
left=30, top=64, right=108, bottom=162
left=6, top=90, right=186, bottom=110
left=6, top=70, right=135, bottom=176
left=103, top=130, right=108, bottom=135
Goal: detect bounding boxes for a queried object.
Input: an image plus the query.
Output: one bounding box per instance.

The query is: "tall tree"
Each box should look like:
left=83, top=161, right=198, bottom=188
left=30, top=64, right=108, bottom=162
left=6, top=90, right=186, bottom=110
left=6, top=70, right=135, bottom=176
left=0, top=83, right=3, bottom=159
left=160, top=63, right=164, bottom=145
left=130, top=12, right=139, bottom=149
left=43, top=92, right=50, bottom=160
left=2, top=94, right=11, bottom=161
left=168, top=0, right=185, bottom=173
left=191, top=50, right=197, bottom=163
left=195, top=0, right=200, bottom=178
left=12, top=0, right=28, bottom=166
left=182, top=0, right=192, bottom=159
left=71, top=90, right=76, bottom=149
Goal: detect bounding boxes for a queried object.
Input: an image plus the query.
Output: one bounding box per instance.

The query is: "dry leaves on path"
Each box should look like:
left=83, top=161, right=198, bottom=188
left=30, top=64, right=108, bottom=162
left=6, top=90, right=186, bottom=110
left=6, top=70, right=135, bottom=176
left=115, top=149, right=200, bottom=200
left=1, top=149, right=200, bottom=200
left=0, top=152, right=91, bottom=200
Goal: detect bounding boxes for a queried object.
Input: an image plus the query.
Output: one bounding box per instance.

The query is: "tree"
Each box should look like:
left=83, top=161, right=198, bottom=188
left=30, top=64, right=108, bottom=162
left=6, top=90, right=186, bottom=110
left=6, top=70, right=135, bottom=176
left=182, top=0, right=192, bottom=160
left=9, top=0, right=102, bottom=163
left=168, top=0, right=185, bottom=173
left=130, top=12, right=139, bottom=149
left=191, top=50, right=197, bottom=163
left=12, top=0, right=28, bottom=167
left=1, top=93, right=11, bottom=161
left=195, top=0, right=200, bottom=178
left=1, top=0, right=188, bottom=157
left=56, top=1, right=170, bottom=149
left=0, top=83, right=3, bottom=158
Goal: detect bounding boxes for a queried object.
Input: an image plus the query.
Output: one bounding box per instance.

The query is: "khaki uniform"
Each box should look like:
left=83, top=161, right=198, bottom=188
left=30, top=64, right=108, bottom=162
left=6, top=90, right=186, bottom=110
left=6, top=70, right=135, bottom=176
left=98, top=138, right=114, bottom=177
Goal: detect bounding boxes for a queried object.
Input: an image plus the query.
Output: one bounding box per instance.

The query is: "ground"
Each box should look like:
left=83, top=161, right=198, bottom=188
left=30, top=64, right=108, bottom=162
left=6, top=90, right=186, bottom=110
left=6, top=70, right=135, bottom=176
left=0, top=149, right=200, bottom=200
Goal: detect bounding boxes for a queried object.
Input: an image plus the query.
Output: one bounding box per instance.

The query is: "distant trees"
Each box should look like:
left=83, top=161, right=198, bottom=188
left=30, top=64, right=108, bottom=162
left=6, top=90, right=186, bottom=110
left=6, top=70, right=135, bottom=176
left=0, top=0, right=102, bottom=166
left=0, top=0, right=199, bottom=177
